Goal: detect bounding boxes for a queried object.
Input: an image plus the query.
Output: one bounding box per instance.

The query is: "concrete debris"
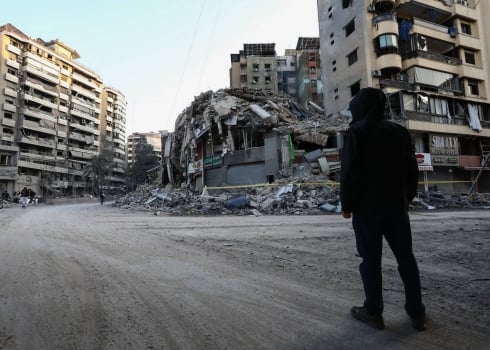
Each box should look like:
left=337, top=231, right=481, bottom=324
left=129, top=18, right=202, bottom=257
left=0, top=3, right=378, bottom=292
left=112, top=179, right=490, bottom=216
left=161, top=88, right=350, bottom=192
left=112, top=87, right=490, bottom=216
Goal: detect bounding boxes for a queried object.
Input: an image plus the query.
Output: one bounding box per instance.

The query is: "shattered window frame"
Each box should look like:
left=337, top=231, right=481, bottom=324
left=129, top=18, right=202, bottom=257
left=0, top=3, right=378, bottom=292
left=231, top=127, right=264, bottom=151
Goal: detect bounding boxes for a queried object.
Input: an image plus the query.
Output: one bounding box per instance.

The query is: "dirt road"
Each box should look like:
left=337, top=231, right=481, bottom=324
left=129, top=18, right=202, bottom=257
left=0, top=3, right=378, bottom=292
left=0, top=203, right=488, bottom=349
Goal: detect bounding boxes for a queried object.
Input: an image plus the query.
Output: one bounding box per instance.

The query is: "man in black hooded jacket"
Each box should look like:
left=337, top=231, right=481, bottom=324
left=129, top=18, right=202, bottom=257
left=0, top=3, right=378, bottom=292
left=340, top=87, right=426, bottom=330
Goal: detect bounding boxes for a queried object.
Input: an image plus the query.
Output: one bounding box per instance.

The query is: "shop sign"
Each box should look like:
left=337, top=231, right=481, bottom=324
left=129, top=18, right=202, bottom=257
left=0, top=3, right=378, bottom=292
left=203, top=155, right=222, bottom=169
left=429, top=134, right=459, bottom=166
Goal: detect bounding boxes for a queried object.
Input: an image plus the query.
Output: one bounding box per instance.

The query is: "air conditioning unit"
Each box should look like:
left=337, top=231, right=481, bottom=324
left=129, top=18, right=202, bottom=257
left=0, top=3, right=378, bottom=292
left=371, top=69, right=382, bottom=77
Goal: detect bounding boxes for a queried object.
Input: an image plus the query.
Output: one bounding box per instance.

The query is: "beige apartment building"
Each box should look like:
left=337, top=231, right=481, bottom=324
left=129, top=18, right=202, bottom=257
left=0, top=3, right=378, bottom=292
left=0, top=23, right=127, bottom=198
left=127, top=132, right=162, bottom=165
left=230, top=40, right=323, bottom=110
left=318, top=0, right=490, bottom=192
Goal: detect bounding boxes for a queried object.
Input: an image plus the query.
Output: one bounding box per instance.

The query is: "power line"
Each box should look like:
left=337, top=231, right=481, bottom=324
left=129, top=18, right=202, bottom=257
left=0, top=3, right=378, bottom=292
left=170, top=0, right=206, bottom=118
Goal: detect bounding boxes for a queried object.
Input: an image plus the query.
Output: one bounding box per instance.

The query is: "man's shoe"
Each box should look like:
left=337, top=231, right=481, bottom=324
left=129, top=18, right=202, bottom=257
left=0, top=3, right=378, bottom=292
left=411, top=314, right=427, bottom=331
left=351, top=306, right=385, bottom=330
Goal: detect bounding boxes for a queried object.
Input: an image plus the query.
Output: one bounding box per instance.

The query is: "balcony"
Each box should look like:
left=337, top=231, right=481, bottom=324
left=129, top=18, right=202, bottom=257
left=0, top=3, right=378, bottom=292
left=454, top=0, right=478, bottom=21
left=376, top=53, right=402, bottom=72
left=19, top=136, right=56, bottom=148
left=23, top=92, right=57, bottom=109
left=5, top=72, right=19, bottom=84
left=396, top=1, right=452, bottom=24
left=4, top=86, right=18, bottom=99
left=402, top=50, right=461, bottom=75
left=2, top=117, right=15, bottom=128
left=24, top=65, right=58, bottom=84
left=2, top=102, right=17, bottom=113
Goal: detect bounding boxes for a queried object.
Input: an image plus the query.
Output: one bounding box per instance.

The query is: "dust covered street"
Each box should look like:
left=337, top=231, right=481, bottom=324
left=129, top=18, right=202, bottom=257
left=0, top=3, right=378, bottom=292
left=0, top=203, right=489, bottom=350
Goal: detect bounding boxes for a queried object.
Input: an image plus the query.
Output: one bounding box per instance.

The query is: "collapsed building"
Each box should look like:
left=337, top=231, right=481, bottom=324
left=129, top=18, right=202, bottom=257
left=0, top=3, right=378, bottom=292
left=159, top=88, right=348, bottom=192
left=115, top=88, right=490, bottom=215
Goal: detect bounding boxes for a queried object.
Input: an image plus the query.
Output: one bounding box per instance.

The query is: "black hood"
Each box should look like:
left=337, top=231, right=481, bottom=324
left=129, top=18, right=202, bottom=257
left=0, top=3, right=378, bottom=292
left=349, top=87, right=387, bottom=125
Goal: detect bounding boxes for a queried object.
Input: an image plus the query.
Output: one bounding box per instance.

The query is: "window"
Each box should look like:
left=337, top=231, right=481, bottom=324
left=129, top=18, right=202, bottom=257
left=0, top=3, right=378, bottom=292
left=461, top=22, right=472, bottom=35
left=342, top=0, right=352, bottom=9
left=350, top=81, right=361, bottom=97
left=264, top=63, right=271, bottom=71
left=347, top=49, right=358, bottom=66
left=375, top=34, right=399, bottom=56
left=0, top=154, right=13, bottom=166
left=464, top=51, right=476, bottom=65
left=252, top=63, right=259, bottom=72
left=345, top=19, right=355, bottom=37
left=468, top=80, right=479, bottom=95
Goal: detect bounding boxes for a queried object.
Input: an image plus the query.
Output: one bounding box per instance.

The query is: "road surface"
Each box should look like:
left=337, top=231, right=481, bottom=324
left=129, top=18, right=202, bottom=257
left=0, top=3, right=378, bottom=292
left=0, top=203, right=489, bottom=349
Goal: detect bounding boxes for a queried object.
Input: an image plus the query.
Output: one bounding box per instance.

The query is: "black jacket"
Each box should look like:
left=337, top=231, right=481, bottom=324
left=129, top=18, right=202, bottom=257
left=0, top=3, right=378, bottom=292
left=340, top=88, right=419, bottom=213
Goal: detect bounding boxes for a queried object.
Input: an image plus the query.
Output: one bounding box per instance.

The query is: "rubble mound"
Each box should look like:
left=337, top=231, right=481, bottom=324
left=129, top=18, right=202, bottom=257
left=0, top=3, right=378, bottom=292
left=113, top=183, right=490, bottom=216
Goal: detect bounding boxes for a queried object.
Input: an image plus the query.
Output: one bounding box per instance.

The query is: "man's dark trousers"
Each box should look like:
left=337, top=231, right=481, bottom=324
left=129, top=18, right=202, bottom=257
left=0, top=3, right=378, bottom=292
left=352, top=211, right=425, bottom=318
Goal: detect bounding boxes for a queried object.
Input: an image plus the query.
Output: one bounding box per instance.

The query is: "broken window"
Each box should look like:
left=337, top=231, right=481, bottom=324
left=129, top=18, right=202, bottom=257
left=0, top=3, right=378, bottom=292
left=0, top=154, right=14, bottom=166
left=347, top=49, right=358, bottom=66
left=350, top=81, right=360, bottom=97
left=345, top=18, right=355, bottom=37
left=464, top=51, right=476, bottom=65
left=417, top=94, right=429, bottom=112
left=342, top=0, right=352, bottom=9
left=265, top=77, right=271, bottom=84
left=231, top=128, right=264, bottom=150
left=468, top=79, right=479, bottom=95
left=252, top=63, right=259, bottom=72
left=264, top=63, right=271, bottom=72
left=252, top=77, right=259, bottom=84
left=460, top=22, right=472, bottom=35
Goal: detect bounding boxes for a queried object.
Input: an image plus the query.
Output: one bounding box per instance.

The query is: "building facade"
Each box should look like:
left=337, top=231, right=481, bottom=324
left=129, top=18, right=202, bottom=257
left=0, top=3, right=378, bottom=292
left=294, top=37, right=324, bottom=110
left=230, top=43, right=278, bottom=93
left=0, top=23, right=127, bottom=198
left=127, top=131, right=162, bottom=165
left=230, top=40, right=323, bottom=110
left=318, top=0, right=490, bottom=192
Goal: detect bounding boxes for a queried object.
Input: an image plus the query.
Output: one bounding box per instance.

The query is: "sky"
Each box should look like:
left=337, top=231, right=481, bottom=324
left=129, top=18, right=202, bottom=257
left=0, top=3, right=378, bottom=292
left=1, top=0, right=319, bottom=135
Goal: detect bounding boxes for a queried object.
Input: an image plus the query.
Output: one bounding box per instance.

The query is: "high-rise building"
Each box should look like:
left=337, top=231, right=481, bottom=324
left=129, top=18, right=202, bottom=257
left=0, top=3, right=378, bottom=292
left=230, top=39, right=323, bottom=110
left=318, top=0, right=490, bottom=192
left=230, top=43, right=278, bottom=93
left=294, top=37, right=323, bottom=109
left=0, top=23, right=127, bottom=197
left=100, top=87, right=127, bottom=188
left=127, top=132, right=162, bottom=165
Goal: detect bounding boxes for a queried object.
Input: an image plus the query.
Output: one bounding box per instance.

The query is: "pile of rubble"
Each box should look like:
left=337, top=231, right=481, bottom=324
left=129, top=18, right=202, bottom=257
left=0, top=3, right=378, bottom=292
left=113, top=181, right=490, bottom=216
left=114, top=174, right=341, bottom=216
left=115, top=87, right=490, bottom=215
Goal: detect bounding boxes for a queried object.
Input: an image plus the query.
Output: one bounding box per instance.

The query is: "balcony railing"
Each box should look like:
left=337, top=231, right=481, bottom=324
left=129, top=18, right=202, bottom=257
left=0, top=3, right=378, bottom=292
left=402, top=50, right=462, bottom=66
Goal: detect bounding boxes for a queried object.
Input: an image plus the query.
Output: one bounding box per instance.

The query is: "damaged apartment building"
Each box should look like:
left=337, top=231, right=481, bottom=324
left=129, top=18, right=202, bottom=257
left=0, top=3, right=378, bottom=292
left=0, top=24, right=127, bottom=198
left=318, top=0, right=490, bottom=192
left=159, top=88, right=347, bottom=192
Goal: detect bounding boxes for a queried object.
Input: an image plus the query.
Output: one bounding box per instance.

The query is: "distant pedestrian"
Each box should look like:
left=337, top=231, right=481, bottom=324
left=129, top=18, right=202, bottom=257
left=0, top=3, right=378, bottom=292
left=100, top=191, right=105, bottom=205
left=20, top=187, right=29, bottom=208
left=340, top=87, right=426, bottom=331
left=1, top=190, right=10, bottom=201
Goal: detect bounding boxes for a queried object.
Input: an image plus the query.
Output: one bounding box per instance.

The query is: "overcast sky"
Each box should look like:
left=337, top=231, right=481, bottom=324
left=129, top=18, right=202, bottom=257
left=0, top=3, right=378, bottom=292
left=2, top=0, right=319, bottom=135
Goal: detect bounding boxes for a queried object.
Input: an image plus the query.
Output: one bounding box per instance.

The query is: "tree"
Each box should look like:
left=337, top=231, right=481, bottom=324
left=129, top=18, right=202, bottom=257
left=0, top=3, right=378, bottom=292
left=126, top=139, right=160, bottom=191
left=87, top=139, right=114, bottom=194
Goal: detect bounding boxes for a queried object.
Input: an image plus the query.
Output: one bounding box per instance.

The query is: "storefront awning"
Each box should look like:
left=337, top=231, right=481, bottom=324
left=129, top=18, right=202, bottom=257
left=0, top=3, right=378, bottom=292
left=418, top=165, right=433, bottom=171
